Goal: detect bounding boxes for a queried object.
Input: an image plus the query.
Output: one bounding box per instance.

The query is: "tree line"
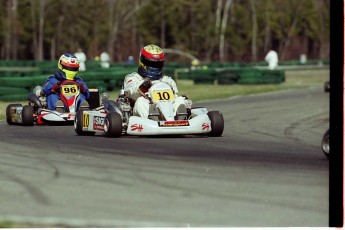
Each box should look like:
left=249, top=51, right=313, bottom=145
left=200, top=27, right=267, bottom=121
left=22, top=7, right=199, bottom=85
left=0, top=0, right=329, bottom=63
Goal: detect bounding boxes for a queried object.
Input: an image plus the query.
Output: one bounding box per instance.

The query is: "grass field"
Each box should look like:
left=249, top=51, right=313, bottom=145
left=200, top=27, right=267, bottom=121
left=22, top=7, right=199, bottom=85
left=0, top=69, right=329, bottom=121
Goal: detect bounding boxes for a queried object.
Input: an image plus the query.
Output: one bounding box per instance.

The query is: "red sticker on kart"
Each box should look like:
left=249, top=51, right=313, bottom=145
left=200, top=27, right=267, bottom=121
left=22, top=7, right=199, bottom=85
left=68, top=114, right=75, bottom=120
left=131, top=124, right=143, bottom=132
left=202, top=123, right=210, bottom=130
left=159, top=120, right=190, bottom=127
left=93, top=116, right=105, bottom=131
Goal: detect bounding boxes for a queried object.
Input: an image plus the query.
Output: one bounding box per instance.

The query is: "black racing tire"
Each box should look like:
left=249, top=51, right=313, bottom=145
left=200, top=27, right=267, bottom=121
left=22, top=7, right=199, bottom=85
left=207, top=111, right=224, bottom=137
left=74, top=109, right=95, bottom=136
left=104, top=112, right=122, bottom=137
left=22, top=105, right=34, bottom=126
left=6, top=103, right=22, bottom=125
left=321, top=129, right=329, bottom=159
left=324, top=81, right=330, bottom=92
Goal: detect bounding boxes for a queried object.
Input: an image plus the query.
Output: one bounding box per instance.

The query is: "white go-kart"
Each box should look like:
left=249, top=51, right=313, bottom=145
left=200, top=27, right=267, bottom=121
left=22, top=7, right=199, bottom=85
left=6, top=80, right=98, bottom=126
left=74, top=81, right=224, bottom=137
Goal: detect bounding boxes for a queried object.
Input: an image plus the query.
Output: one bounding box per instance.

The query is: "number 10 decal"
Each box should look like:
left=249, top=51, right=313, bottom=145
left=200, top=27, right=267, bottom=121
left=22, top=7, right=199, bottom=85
left=157, top=92, right=170, bottom=100
left=83, top=113, right=89, bottom=127
left=152, top=90, right=174, bottom=102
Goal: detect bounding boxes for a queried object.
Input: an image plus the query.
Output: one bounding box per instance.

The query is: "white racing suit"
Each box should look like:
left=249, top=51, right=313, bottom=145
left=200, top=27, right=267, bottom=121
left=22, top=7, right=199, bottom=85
left=123, top=72, right=191, bottom=119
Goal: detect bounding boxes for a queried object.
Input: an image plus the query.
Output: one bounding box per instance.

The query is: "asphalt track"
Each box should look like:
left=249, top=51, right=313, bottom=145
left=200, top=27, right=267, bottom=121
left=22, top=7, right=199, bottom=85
left=0, top=86, right=329, bottom=227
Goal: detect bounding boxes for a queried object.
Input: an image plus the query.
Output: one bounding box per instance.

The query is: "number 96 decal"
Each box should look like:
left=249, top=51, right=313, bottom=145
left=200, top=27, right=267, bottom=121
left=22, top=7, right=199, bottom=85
left=61, top=85, right=79, bottom=96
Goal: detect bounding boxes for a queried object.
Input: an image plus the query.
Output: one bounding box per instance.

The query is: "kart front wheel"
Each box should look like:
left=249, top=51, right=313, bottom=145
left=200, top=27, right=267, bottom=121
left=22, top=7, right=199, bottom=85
left=321, top=129, right=329, bottom=159
left=74, top=109, right=95, bottom=136
left=104, top=112, right=122, bottom=137
left=207, top=111, right=224, bottom=137
left=22, top=105, right=34, bottom=126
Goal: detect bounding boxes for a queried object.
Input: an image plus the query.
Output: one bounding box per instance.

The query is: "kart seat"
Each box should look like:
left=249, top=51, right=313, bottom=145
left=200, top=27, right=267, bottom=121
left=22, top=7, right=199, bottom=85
left=56, top=100, right=65, bottom=113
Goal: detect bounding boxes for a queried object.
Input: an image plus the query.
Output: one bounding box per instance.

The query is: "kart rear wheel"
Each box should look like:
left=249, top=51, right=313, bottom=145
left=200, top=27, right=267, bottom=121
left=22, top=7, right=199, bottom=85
left=324, top=81, right=330, bottom=92
left=207, top=111, right=224, bottom=137
left=74, top=109, right=95, bottom=136
left=6, top=103, right=22, bottom=125
left=321, top=129, right=329, bottom=159
left=22, top=105, right=34, bottom=126
left=104, top=112, right=122, bottom=137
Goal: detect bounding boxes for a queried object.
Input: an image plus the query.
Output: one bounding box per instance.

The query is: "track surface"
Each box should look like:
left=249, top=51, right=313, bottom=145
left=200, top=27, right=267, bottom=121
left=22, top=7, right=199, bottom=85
left=0, top=87, right=329, bottom=227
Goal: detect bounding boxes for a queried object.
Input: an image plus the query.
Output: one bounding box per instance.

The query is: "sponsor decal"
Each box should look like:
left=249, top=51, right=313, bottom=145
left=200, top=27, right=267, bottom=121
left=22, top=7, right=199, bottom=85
left=202, top=123, right=210, bottom=130
left=37, top=114, right=46, bottom=125
left=93, top=116, right=105, bottom=131
left=131, top=124, right=143, bottom=132
left=159, top=120, right=190, bottom=127
left=83, top=113, right=89, bottom=127
left=67, top=114, right=75, bottom=120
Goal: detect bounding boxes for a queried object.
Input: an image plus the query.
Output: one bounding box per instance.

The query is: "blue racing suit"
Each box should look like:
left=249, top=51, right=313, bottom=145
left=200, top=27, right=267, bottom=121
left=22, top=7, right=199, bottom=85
left=42, top=70, right=90, bottom=110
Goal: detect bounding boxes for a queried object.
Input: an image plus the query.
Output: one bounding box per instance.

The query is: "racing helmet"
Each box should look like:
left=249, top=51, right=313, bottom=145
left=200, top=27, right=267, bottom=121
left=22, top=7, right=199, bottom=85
left=138, top=44, right=165, bottom=80
left=58, top=53, right=80, bottom=80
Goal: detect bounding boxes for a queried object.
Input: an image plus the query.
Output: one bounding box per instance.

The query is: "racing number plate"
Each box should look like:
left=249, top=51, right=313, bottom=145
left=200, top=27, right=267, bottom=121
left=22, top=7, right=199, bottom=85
left=61, top=85, right=79, bottom=97
left=152, top=90, right=174, bottom=103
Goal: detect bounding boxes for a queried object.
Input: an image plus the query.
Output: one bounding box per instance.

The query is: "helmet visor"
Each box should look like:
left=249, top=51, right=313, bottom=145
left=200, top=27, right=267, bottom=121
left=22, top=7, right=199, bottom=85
left=140, top=55, right=164, bottom=68
left=60, top=60, right=79, bottom=71
left=139, top=65, right=162, bottom=80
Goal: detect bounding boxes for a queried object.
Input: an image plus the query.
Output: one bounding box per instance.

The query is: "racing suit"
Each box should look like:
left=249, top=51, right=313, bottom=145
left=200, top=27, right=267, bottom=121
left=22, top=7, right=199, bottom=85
left=123, top=72, right=190, bottom=118
left=42, top=70, right=90, bottom=110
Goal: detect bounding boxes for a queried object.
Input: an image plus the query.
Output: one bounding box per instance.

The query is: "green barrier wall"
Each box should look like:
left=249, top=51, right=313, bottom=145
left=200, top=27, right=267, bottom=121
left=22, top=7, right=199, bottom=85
left=188, top=67, right=285, bottom=85
left=0, top=60, right=295, bottom=101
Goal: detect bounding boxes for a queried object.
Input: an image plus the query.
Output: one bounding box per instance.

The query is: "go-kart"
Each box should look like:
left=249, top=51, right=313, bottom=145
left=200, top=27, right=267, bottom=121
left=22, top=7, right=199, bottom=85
left=6, top=80, right=99, bottom=126
left=74, top=81, right=224, bottom=137
left=321, top=129, right=329, bottom=159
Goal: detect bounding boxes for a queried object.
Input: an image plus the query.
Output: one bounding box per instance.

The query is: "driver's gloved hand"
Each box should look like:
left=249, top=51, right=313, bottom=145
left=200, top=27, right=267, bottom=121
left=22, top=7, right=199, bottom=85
left=139, top=80, right=152, bottom=90
left=51, top=82, right=61, bottom=94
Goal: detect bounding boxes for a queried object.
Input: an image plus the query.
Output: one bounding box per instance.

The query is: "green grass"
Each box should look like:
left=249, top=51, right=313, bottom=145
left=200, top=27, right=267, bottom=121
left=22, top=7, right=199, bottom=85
left=177, top=69, right=328, bottom=101
left=0, top=69, right=329, bottom=121
left=0, top=221, right=71, bottom=228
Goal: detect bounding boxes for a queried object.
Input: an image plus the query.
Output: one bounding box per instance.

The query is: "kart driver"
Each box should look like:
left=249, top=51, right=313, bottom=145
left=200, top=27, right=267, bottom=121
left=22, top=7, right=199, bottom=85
left=123, top=44, right=191, bottom=119
left=42, top=53, right=90, bottom=111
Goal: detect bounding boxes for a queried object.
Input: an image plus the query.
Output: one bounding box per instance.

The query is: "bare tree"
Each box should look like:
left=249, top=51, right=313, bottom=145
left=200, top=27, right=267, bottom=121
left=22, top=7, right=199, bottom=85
left=30, top=0, right=38, bottom=60
left=280, top=2, right=302, bottom=61
left=160, top=1, right=166, bottom=48
left=316, top=0, right=327, bottom=60
left=5, top=0, right=17, bottom=60
left=250, top=0, right=257, bottom=62
left=107, top=0, right=151, bottom=60
left=219, top=0, right=232, bottom=62
left=263, top=0, right=271, bottom=53
left=215, top=0, right=221, bottom=37
left=38, top=0, right=47, bottom=60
